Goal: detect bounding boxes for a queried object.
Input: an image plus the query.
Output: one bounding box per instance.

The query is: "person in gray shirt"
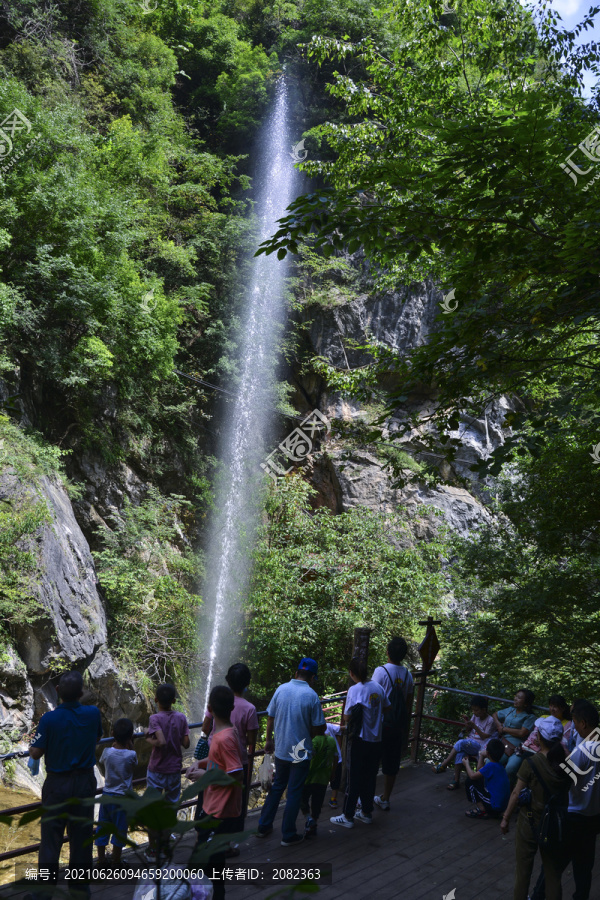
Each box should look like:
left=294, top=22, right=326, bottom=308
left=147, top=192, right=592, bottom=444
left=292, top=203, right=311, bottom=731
left=95, top=718, right=137, bottom=867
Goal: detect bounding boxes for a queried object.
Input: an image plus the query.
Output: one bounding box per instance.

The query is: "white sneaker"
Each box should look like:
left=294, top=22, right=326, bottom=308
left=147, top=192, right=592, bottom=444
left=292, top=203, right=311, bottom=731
left=374, top=795, right=390, bottom=811
left=330, top=814, right=354, bottom=828
left=354, top=809, right=373, bottom=824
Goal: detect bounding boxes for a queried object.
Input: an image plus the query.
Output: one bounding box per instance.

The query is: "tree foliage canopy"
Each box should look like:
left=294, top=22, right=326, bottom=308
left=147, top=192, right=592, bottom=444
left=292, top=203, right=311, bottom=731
left=246, top=475, right=451, bottom=697
left=259, top=0, right=600, bottom=701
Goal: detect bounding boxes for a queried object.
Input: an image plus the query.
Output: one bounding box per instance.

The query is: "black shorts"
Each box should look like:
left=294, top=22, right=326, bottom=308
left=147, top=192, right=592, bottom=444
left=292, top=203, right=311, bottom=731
left=380, top=726, right=402, bottom=776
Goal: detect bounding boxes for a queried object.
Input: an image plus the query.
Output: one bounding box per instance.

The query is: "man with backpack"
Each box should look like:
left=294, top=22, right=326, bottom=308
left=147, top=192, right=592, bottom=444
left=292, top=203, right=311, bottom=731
left=500, top=716, right=570, bottom=900
left=371, top=637, right=414, bottom=811
left=555, top=700, right=600, bottom=900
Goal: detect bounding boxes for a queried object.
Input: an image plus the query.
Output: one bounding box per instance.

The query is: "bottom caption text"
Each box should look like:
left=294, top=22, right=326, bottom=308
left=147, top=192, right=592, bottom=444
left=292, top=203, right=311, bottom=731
left=16, top=864, right=333, bottom=885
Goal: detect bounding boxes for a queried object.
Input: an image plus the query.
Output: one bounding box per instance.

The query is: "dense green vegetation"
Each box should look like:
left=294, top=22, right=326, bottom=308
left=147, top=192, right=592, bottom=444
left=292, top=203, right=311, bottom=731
left=264, top=0, right=600, bottom=701
left=94, top=488, right=202, bottom=692
left=0, top=0, right=599, bottom=710
left=246, top=475, right=450, bottom=695
left=0, top=0, right=406, bottom=691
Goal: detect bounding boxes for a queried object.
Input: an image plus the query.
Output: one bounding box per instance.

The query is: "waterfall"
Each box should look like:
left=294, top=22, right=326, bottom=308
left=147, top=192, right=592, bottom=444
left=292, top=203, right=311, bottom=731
left=199, top=78, right=297, bottom=711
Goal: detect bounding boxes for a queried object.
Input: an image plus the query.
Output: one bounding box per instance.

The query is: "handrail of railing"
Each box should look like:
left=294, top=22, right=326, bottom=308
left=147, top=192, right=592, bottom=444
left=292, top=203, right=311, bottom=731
left=409, top=679, right=550, bottom=758
left=425, top=682, right=550, bottom=713
left=0, top=721, right=207, bottom=764
left=0, top=674, right=554, bottom=865
left=0, top=691, right=348, bottom=764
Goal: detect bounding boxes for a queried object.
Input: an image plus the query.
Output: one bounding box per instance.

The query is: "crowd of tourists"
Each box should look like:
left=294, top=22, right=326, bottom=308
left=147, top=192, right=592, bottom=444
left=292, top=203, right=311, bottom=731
left=431, top=689, right=600, bottom=899
left=23, top=639, right=600, bottom=900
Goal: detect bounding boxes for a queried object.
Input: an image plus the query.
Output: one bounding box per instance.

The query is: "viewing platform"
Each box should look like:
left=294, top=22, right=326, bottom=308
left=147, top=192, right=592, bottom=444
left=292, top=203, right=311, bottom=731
left=0, top=625, right=585, bottom=900
left=5, top=763, right=573, bottom=900
left=206, top=763, right=577, bottom=900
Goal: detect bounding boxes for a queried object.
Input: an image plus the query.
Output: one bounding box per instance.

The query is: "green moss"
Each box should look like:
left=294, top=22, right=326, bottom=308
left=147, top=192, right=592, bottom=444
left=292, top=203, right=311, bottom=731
left=0, top=415, right=67, bottom=482
left=375, top=443, right=425, bottom=475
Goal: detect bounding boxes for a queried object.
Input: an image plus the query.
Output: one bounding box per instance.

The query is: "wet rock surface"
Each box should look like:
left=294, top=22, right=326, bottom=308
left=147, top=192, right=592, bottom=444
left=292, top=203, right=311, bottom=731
left=296, top=278, right=509, bottom=533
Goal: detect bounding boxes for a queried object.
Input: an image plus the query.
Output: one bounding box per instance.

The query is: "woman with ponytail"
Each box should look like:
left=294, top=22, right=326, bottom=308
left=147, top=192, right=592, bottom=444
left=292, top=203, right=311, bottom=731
left=330, top=657, right=390, bottom=830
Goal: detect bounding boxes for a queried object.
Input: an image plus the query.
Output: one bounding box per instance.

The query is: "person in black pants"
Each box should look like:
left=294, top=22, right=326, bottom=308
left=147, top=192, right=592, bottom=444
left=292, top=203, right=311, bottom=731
left=531, top=699, right=600, bottom=900
left=29, top=671, right=103, bottom=898
left=330, top=657, right=391, bottom=829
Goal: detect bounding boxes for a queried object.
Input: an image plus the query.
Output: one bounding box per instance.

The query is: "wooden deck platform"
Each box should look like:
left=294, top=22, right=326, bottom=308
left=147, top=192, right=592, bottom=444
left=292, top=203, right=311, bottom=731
left=5, top=763, right=588, bottom=900
left=200, top=762, right=581, bottom=900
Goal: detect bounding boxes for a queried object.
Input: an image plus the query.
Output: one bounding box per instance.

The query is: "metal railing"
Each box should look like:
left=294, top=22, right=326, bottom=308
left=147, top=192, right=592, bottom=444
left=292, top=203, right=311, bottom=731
left=409, top=673, right=549, bottom=759
left=0, top=691, right=348, bottom=864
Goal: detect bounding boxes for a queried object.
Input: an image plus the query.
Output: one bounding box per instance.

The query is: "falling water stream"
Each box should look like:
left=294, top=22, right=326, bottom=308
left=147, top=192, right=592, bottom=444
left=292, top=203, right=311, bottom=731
left=200, top=78, right=297, bottom=710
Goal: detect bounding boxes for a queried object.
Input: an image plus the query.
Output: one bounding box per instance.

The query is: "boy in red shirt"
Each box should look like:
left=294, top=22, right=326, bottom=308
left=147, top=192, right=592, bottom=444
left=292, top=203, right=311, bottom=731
left=186, top=686, right=243, bottom=899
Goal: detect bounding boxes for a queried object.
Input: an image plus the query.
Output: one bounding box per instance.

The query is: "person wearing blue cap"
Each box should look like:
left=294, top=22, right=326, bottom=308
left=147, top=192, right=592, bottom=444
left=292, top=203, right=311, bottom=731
left=255, top=658, right=325, bottom=846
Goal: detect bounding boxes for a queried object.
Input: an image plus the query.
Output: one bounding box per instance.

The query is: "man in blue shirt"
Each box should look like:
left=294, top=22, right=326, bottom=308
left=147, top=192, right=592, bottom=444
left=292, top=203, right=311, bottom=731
left=256, top=658, right=325, bottom=846
left=29, top=670, right=103, bottom=892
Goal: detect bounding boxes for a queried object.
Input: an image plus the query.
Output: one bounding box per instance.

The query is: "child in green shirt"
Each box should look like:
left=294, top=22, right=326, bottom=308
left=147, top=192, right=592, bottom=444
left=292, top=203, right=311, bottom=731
left=300, top=724, right=338, bottom=837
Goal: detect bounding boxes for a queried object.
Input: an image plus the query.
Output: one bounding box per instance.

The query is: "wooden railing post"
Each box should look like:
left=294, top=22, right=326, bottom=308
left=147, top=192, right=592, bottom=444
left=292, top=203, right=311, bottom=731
left=411, top=616, right=441, bottom=763
left=410, top=671, right=427, bottom=762
left=352, top=626, right=372, bottom=668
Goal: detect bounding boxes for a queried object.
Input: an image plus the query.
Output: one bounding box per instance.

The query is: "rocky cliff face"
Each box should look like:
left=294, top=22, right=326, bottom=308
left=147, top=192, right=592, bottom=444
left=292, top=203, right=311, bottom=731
left=292, top=279, right=508, bottom=534
left=0, top=276, right=505, bottom=755
left=0, top=469, right=147, bottom=740
left=306, top=280, right=439, bottom=371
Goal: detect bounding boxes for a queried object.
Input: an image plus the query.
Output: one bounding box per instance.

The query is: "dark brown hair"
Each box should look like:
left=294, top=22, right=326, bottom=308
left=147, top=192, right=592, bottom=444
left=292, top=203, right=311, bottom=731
left=349, top=657, right=368, bottom=683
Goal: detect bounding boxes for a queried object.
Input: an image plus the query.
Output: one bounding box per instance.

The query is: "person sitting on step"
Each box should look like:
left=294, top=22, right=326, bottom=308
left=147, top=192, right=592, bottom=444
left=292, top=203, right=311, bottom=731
left=506, top=694, right=572, bottom=780
left=433, top=695, right=497, bottom=790
left=492, top=689, right=537, bottom=778
left=462, top=737, right=510, bottom=819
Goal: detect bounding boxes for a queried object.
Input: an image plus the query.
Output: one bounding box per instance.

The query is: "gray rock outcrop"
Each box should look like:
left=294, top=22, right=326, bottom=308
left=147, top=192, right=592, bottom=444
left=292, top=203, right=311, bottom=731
left=85, top=650, right=149, bottom=726
left=305, top=281, right=439, bottom=369
left=2, top=472, right=107, bottom=674
left=0, top=646, right=33, bottom=733
left=70, top=452, right=147, bottom=549
left=0, top=469, right=149, bottom=740
left=307, top=449, right=491, bottom=537
left=294, top=278, right=509, bottom=533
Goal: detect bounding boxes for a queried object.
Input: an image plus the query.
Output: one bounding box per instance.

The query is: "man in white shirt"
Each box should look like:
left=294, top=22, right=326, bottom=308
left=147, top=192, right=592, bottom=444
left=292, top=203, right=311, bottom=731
left=371, top=637, right=414, bottom=811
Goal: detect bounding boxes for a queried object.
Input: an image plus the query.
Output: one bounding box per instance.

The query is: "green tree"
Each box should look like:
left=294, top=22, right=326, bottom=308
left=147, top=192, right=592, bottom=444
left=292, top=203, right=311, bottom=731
left=93, top=489, right=202, bottom=690
left=246, top=474, right=450, bottom=697
left=258, top=0, right=600, bottom=700
left=261, top=0, right=600, bottom=462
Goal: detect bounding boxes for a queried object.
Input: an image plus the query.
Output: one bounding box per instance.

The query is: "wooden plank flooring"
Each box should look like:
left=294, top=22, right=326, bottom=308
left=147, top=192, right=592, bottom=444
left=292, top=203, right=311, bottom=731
left=3, top=763, right=592, bottom=900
